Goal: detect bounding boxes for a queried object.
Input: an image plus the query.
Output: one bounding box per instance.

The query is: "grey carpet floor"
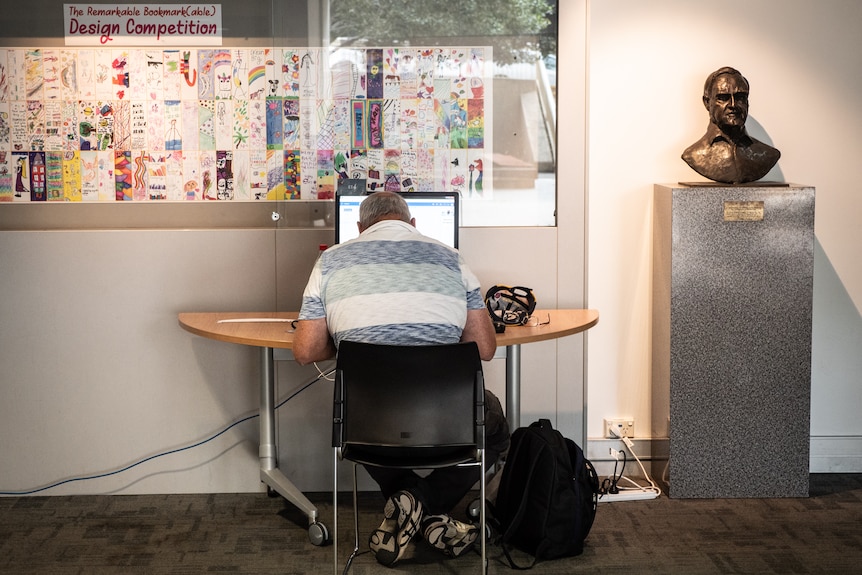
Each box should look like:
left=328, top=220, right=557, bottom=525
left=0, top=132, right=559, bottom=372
left=1, top=474, right=861, bottom=574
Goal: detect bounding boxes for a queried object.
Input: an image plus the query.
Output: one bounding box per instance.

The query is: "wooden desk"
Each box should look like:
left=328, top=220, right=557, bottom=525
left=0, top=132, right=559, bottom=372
left=179, top=309, right=598, bottom=348
left=178, top=308, right=598, bottom=544
left=179, top=311, right=298, bottom=349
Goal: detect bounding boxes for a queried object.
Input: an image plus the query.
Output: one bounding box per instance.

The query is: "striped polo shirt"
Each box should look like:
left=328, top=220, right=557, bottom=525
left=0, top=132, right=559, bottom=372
left=298, top=219, right=485, bottom=348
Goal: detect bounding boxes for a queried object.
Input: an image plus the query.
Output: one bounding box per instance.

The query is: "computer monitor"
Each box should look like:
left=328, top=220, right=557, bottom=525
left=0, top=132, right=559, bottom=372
left=334, top=191, right=460, bottom=248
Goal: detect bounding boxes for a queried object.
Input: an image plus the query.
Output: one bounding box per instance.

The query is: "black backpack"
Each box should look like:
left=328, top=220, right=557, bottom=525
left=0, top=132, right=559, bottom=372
left=491, top=419, right=600, bottom=568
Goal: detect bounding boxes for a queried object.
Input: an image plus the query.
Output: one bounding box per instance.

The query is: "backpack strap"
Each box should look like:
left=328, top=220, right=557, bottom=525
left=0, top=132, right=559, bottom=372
left=497, top=439, right=547, bottom=569
left=502, top=540, right=539, bottom=570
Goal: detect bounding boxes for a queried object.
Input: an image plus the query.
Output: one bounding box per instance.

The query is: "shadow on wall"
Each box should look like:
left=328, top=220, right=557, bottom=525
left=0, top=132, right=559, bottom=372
left=811, top=237, right=862, bottom=434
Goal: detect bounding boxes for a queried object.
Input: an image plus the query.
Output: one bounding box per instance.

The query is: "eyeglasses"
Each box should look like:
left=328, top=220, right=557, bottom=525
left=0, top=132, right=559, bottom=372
left=525, top=313, right=550, bottom=327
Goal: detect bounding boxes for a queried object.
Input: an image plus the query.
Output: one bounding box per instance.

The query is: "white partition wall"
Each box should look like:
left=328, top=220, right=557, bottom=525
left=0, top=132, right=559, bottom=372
left=0, top=226, right=276, bottom=494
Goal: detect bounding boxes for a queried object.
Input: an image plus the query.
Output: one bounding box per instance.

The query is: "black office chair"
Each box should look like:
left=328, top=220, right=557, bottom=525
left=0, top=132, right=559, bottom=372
left=332, top=340, right=488, bottom=575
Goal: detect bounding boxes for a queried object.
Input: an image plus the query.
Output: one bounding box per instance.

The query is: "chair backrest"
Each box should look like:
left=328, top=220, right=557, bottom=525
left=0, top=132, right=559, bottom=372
left=333, top=341, right=485, bottom=465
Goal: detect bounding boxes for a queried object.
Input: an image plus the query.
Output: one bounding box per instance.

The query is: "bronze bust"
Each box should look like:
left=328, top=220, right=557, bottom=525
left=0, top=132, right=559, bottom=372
left=682, top=67, right=780, bottom=184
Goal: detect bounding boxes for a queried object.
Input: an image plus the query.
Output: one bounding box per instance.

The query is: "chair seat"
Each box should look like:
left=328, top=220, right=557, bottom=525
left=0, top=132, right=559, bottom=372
left=341, top=444, right=480, bottom=469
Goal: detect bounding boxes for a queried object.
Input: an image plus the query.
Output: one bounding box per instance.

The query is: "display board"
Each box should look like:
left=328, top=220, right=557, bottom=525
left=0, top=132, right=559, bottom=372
left=0, top=47, right=491, bottom=202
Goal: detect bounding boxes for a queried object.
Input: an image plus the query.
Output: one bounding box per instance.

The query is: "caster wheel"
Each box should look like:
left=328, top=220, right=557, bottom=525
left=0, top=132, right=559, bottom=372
left=308, top=521, right=330, bottom=546
left=266, top=486, right=279, bottom=498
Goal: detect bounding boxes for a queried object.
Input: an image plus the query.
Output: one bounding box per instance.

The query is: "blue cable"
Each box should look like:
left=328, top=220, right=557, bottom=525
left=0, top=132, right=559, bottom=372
left=0, top=367, right=334, bottom=496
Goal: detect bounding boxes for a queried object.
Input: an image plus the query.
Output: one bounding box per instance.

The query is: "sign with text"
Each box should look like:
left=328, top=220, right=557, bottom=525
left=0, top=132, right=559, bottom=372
left=64, top=4, right=222, bottom=46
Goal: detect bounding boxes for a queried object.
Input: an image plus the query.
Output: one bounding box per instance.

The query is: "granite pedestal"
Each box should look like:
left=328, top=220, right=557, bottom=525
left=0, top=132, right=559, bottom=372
left=653, top=183, right=814, bottom=498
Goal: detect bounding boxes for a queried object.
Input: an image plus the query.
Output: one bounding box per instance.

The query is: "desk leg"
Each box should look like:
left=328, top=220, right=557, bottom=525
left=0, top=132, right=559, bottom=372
left=259, top=347, right=278, bottom=472
left=258, top=347, right=322, bottom=530
left=505, top=344, right=521, bottom=430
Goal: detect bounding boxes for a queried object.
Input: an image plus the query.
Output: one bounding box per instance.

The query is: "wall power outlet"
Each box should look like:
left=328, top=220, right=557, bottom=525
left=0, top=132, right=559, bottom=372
left=604, top=418, right=635, bottom=438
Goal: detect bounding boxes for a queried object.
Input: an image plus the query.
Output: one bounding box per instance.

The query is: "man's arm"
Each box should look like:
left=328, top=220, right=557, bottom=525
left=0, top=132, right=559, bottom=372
left=292, top=318, right=336, bottom=365
left=461, top=308, right=497, bottom=361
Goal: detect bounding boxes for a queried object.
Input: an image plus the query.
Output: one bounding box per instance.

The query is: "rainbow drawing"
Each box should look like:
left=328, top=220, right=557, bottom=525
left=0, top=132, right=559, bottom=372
left=248, top=65, right=266, bottom=94
left=249, top=65, right=266, bottom=88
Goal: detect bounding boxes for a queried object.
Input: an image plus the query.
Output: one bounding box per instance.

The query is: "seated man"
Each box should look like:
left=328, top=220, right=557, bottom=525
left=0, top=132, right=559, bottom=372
left=294, top=191, right=509, bottom=566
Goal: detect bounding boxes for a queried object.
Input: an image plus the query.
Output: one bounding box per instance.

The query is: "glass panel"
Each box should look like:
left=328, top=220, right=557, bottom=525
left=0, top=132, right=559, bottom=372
left=328, top=0, right=558, bottom=227
left=271, top=1, right=332, bottom=313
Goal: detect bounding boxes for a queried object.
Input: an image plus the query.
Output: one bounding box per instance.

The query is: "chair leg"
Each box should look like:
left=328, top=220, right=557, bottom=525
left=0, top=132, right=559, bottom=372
left=341, top=464, right=360, bottom=574
left=333, top=450, right=339, bottom=575
left=353, top=464, right=360, bottom=555
left=480, top=449, right=487, bottom=575
left=334, top=458, right=363, bottom=575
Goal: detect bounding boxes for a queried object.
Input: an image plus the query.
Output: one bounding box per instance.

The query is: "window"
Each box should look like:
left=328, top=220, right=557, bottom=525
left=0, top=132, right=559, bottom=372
left=328, top=0, right=558, bottom=227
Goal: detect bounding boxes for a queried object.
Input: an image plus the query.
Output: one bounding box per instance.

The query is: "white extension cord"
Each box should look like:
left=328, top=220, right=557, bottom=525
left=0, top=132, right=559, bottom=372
left=598, top=435, right=662, bottom=503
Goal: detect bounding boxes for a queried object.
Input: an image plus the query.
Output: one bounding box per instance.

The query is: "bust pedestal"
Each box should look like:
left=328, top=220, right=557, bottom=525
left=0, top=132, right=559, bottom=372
left=652, top=183, right=814, bottom=498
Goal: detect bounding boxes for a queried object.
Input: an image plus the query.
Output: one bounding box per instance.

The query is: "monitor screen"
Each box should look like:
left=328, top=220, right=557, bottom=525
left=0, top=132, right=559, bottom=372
left=335, top=191, right=460, bottom=248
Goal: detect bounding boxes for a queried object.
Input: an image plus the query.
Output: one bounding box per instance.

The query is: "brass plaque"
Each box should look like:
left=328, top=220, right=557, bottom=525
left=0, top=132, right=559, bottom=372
left=724, top=201, right=764, bottom=221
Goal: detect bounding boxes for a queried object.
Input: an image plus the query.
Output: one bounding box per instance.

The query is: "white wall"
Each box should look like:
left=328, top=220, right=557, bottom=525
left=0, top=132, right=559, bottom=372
left=584, top=0, right=862, bottom=470
left=0, top=229, right=276, bottom=494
